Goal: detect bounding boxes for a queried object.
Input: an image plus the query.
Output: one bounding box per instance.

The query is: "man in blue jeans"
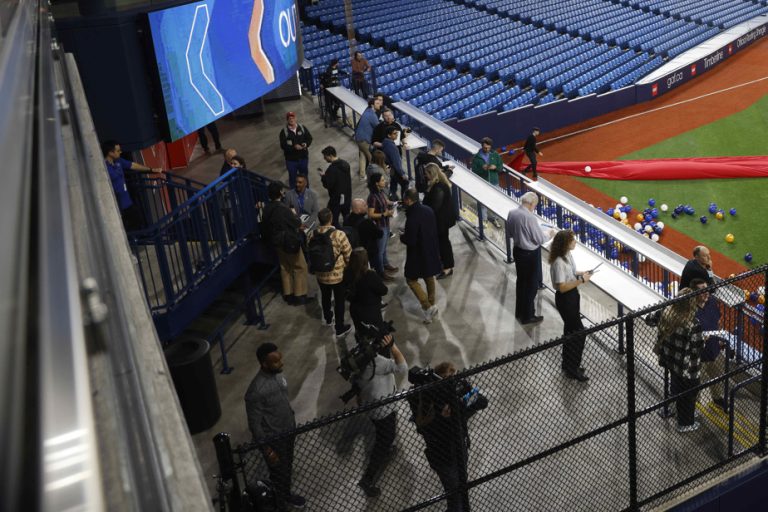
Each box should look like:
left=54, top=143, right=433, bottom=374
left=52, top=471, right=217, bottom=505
left=279, top=112, right=313, bottom=188
left=382, top=126, right=407, bottom=201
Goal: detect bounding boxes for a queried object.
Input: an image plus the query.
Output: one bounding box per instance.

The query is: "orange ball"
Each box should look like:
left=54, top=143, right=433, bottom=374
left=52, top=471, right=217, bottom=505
left=636, top=214, right=644, bottom=222
left=759, top=295, right=766, bottom=305
left=744, top=289, right=750, bottom=300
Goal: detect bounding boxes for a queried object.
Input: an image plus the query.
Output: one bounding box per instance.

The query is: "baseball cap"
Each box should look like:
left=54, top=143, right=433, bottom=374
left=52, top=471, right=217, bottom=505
left=286, top=111, right=296, bottom=119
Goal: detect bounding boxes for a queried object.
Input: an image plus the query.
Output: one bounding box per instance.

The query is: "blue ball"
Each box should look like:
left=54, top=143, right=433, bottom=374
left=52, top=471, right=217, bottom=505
left=750, top=292, right=758, bottom=301
left=757, top=304, right=766, bottom=312
left=625, top=204, right=632, bottom=212
left=700, top=216, right=708, bottom=224
left=654, top=226, right=663, bottom=234
left=596, top=207, right=603, bottom=212
left=745, top=253, right=753, bottom=263
left=648, top=198, right=656, bottom=206
left=708, top=205, right=717, bottom=214
left=563, top=221, right=571, bottom=229
left=686, top=206, right=695, bottom=215
left=730, top=208, right=737, bottom=216
left=651, top=208, right=659, bottom=218
left=607, top=208, right=615, bottom=216
left=671, top=212, right=678, bottom=219
left=610, top=249, right=619, bottom=259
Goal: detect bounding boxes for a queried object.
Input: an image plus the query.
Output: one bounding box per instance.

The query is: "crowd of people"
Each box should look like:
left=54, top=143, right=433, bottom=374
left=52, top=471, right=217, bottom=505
left=101, top=66, right=736, bottom=510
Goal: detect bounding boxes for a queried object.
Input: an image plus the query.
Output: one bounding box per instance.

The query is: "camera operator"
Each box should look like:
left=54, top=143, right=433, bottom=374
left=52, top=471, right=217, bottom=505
left=409, top=362, right=487, bottom=512
left=355, top=332, right=407, bottom=498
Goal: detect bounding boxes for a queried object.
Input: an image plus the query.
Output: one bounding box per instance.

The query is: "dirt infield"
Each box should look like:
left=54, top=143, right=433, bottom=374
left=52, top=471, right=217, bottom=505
left=504, top=37, right=768, bottom=278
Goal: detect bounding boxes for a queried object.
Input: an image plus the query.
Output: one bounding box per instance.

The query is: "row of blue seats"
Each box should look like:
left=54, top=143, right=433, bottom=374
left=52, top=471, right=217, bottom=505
left=610, top=55, right=664, bottom=89
left=500, top=89, right=538, bottom=113
left=632, top=0, right=766, bottom=27
left=561, top=50, right=637, bottom=97
left=576, top=53, right=650, bottom=97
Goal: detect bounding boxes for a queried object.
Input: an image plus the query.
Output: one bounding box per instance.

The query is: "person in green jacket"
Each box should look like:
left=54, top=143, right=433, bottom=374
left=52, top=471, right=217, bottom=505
left=471, top=137, right=502, bottom=186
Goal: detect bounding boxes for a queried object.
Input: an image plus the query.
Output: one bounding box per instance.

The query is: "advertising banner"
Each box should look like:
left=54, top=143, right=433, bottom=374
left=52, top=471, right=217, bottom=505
left=149, top=0, right=300, bottom=140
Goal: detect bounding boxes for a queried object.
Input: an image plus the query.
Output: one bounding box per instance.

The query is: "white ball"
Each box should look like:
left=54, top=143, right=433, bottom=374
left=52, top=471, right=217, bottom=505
left=620, top=196, right=628, bottom=204
left=660, top=204, right=668, bottom=212
left=585, top=165, right=592, bottom=173
left=644, top=225, right=653, bottom=233
left=633, top=222, right=642, bottom=230
left=615, top=203, right=623, bottom=210
left=619, top=212, right=627, bottom=220
left=656, top=221, right=665, bottom=230
left=638, top=254, right=647, bottom=263
left=651, top=233, right=660, bottom=242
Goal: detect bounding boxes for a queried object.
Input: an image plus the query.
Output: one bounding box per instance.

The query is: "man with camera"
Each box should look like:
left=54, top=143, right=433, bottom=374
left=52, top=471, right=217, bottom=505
left=353, top=326, right=407, bottom=498
left=408, top=363, right=487, bottom=512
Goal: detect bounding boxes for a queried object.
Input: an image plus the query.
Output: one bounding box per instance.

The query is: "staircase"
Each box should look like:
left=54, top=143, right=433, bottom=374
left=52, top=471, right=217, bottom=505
left=126, top=168, right=277, bottom=341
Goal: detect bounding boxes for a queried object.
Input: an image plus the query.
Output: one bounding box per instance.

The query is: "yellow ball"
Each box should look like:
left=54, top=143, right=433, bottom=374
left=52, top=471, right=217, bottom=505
left=744, top=289, right=750, bottom=300
left=636, top=214, right=644, bottom=222
left=715, top=211, right=724, bottom=220
left=759, top=295, right=766, bottom=305
left=613, top=211, right=621, bottom=219
left=725, top=233, right=735, bottom=243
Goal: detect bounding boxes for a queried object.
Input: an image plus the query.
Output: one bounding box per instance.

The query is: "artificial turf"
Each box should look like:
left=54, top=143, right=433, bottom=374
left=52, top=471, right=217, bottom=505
left=577, top=94, right=768, bottom=266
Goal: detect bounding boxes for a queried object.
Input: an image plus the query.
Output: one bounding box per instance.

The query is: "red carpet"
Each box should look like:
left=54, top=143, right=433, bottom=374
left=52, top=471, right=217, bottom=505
left=508, top=154, right=768, bottom=180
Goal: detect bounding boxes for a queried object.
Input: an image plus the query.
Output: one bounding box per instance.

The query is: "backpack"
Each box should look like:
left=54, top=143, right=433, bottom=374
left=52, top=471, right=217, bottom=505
left=307, top=228, right=339, bottom=273
left=414, top=153, right=429, bottom=194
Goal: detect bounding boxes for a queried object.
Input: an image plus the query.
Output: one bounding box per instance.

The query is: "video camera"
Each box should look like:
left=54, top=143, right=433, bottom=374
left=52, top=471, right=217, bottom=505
left=337, top=321, right=396, bottom=403
left=407, top=365, right=488, bottom=415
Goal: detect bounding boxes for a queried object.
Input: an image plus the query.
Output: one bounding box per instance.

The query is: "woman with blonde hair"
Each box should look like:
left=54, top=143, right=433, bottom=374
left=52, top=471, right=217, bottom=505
left=423, top=163, right=457, bottom=278
left=548, top=229, right=594, bottom=381
left=657, top=287, right=704, bottom=432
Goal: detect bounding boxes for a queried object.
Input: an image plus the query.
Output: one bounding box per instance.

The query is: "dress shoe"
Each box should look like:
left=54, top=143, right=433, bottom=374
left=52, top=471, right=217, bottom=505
left=283, top=294, right=295, bottom=305
left=520, top=316, right=544, bottom=325
left=358, top=480, right=381, bottom=498
left=292, top=295, right=309, bottom=306
left=564, top=368, right=589, bottom=382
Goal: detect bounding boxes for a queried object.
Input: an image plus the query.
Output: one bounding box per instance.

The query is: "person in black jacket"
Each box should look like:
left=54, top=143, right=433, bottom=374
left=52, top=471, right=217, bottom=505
left=414, top=139, right=453, bottom=194
left=220, top=148, right=238, bottom=176
left=423, top=164, right=457, bottom=279
left=522, top=127, right=543, bottom=179
left=344, top=247, right=388, bottom=331
left=320, top=59, right=345, bottom=120
left=344, top=199, right=384, bottom=272
left=680, top=245, right=715, bottom=289
left=279, top=112, right=313, bottom=189
left=261, top=182, right=309, bottom=305
left=320, top=146, right=352, bottom=228
left=400, top=188, right=442, bottom=324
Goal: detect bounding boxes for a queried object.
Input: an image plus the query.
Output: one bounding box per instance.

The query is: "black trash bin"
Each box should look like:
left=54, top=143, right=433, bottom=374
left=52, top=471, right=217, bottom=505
left=164, top=338, right=222, bottom=434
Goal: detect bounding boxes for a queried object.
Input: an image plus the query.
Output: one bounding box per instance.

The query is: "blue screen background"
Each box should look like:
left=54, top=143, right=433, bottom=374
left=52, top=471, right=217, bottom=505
left=149, top=0, right=299, bottom=140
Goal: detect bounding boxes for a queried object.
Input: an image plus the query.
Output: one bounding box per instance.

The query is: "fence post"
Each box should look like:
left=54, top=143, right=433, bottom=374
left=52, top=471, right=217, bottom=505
left=617, top=303, right=625, bottom=354
left=625, top=317, right=639, bottom=510
left=759, top=270, right=768, bottom=455
left=477, top=201, right=485, bottom=241
left=213, top=433, right=242, bottom=511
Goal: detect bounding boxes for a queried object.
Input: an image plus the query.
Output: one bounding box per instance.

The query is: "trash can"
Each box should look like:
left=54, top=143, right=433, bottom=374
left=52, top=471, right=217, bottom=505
left=164, top=338, right=222, bottom=434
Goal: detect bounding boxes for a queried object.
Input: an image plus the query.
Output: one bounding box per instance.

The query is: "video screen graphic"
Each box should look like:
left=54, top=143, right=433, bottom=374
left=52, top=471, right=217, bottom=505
left=148, top=0, right=299, bottom=140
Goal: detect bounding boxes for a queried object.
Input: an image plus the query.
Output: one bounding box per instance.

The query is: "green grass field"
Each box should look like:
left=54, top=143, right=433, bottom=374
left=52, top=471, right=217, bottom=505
left=578, top=94, right=768, bottom=266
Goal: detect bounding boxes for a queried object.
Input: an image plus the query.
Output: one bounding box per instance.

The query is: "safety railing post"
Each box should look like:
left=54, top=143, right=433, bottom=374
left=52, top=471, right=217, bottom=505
left=213, top=433, right=242, bottom=511
left=617, top=303, right=625, bottom=354
left=759, top=269, right=768, bottom=455
left=625, top=317, right=639, bottom=510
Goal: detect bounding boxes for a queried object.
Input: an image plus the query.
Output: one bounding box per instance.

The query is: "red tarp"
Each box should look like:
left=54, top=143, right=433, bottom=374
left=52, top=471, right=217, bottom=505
left=507, top=154, right=768, bottom=180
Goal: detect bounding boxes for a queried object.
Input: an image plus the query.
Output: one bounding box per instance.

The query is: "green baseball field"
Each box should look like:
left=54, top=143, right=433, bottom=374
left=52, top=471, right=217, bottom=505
left=578, top=94, right=768, bottom=267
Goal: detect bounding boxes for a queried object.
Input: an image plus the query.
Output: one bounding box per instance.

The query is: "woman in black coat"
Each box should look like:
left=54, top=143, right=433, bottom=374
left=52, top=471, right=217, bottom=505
left=422, top=163, right=457, bottom=278
left=344, top=247, right=388, bottom=331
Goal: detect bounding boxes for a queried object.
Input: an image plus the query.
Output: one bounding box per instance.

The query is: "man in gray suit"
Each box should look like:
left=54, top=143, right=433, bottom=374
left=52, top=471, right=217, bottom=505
left=284, top=174, right=319, bottom=230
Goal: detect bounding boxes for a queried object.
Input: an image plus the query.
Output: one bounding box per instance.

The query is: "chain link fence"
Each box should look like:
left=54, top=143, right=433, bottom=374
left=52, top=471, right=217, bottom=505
left=213, top=266, right=767, bottom=511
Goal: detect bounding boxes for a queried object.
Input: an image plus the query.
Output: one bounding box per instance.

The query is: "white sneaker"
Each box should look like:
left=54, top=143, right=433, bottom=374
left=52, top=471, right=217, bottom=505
left=423, top=305, right=438, bottom=323
left=676, top=421, right=701, bottom=433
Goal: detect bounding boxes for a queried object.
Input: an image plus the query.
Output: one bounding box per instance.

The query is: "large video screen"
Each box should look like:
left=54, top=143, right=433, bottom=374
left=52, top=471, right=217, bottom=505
left=148, top=0, right=299, bottom=140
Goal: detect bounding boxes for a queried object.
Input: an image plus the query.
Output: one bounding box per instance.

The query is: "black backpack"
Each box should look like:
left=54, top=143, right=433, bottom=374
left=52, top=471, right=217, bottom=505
left=414, top=153, right=429, bottom=194
left=308, top=228, right=339, bottom=273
